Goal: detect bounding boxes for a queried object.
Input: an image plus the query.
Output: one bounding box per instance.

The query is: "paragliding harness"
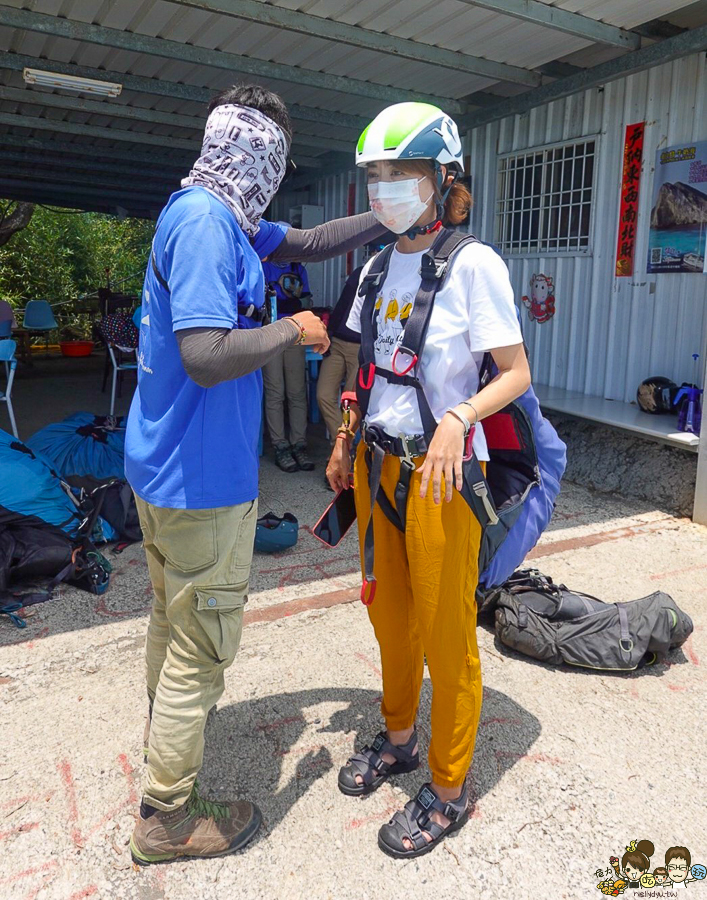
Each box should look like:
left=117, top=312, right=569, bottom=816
left=150, top=252, right=267, bottom=324
left=356, top=227, right=553, bottom=606
left=0, top=479, right=113, bottom=628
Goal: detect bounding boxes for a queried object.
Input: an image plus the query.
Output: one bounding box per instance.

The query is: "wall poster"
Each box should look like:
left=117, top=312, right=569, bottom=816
left=648, top=140, right=707, bottom=274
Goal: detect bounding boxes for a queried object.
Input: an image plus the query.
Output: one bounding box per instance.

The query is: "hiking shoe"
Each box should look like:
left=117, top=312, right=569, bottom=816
left=130, top=785, right=261, bottom=865
left=291, top=442, right=314, bottom=471
left=274, top=445, right=298, bottom=473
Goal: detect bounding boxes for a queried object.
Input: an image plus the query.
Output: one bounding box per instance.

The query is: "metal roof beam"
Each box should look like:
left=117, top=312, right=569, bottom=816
left=5, top=165, right=178, bottom=194
left=0, top=110, right=327, bottom=166
left=0, top=7, right=469, bottom=113
left=0, top=148, right=181, bottom=180
left=0, top=110, right=197, bottom=150
left=0, top=185, right=158, bottom=217
left=458, top=22, right=707, bottom=130
left=0, top=50, right=369, bottom=131
left=0, top=130, right=191, bottom=168
left=0, top=177, right=169, bottom=205
left=456, top=0, right=640, bottom=50
left=0, top=85, right=354, bottom=153
left=165, top=0, right=540, bottom=87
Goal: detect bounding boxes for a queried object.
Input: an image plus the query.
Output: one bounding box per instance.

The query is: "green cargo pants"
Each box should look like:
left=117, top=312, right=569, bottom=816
left=135, top=495, right=258, bottom=811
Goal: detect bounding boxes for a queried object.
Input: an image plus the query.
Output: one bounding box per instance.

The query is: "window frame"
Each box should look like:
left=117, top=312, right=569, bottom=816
left=494, top=135, right=600, bottom=258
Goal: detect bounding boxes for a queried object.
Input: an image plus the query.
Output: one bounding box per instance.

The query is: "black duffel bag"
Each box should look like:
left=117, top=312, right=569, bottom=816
left=489, top=569, right=694, bottom=672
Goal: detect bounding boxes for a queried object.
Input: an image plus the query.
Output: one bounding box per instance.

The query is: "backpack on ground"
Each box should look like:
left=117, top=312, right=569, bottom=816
left=356, top=228, right=566, bottom=603
left=490, top=569, right=694, bottom=671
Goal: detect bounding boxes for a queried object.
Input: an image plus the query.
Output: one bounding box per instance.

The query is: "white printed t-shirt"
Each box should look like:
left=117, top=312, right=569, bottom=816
left=346, top=241, right=523, bottom=462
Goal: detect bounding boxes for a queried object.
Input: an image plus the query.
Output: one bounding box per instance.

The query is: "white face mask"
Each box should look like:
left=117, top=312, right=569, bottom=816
left=367, top=177, right=434, bottom=234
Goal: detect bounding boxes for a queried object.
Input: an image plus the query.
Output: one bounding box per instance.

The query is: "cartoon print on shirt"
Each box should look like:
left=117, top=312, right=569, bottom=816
left=374, top=289, right=415, bottom=359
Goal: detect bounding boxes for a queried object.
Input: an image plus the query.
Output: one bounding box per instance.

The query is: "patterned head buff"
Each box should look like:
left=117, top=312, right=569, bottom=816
left=182, top=104, right=289, bottom=236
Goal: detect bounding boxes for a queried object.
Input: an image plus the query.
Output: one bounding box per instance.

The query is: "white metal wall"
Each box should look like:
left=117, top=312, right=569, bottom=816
left=469, top=51, right=707, bottom=403
left=271, top=166, right=369, bottom=306
left=275, top=52, right=707, bottom=402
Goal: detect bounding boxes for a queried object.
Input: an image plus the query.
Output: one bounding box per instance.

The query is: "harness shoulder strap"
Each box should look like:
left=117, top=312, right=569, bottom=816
left=151, top=250, right=170, bottom=293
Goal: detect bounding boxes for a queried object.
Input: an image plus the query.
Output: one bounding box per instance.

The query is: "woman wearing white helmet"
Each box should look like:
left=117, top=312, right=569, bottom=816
left=327, top=102, right=531, bottom=858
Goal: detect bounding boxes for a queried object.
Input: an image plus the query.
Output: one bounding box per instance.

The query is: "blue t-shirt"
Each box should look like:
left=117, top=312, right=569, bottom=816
left=125, top=186, right=283, bottom=509
left=262, top=260, right=310, bottom=319
left=252, top=219, right=289, bottom=260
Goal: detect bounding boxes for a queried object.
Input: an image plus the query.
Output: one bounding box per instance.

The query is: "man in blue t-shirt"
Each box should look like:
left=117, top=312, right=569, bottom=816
left=124, top=83, right=385, bottom=866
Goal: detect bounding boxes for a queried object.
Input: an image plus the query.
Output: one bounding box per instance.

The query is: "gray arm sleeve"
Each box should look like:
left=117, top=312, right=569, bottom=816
left=267, top=211, right=387, bottom=263
left=176, top=320, right=299, bottom=388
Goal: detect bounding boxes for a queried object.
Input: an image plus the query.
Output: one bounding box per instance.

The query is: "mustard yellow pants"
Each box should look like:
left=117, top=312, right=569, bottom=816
left=354, top=444, right=483, bottom=788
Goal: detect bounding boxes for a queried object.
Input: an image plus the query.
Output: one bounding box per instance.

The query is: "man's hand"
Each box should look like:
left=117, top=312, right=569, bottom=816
left=290, top=311, right=330, bottom=355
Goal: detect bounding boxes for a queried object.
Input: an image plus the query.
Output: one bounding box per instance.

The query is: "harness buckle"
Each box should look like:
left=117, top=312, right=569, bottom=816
left=420, top=254, right=447, bottom=281
left=391, top=347, right=417, bottom=377
left=398, top=433, right=414, bottom=466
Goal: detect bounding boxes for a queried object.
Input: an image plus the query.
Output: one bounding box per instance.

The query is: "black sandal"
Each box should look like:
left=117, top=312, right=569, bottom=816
left=338, top=730, right=419, bottom=797
left=378, top=782, right=469, bottom=859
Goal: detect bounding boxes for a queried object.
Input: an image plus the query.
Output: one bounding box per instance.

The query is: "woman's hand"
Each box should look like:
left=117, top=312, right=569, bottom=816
left=419, top=413, right=467, bottom=504
left=326, top=437, right=352, bottom=493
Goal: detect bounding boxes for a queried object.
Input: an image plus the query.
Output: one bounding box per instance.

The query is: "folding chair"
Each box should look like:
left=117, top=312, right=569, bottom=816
left=107, top=344, right=138, bottom=416
left=22, top=299, right=57, bottom=357
left=0, top=339, right=18, bottom=437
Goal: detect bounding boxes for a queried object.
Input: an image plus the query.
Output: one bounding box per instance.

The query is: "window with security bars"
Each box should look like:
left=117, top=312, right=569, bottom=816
left=495, top=139, right=596, bottom=254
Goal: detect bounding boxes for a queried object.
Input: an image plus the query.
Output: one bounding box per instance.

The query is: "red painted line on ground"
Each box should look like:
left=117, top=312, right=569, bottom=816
left=0, top=860, right=59, bottom=886
left=354, top=651, right=382, bottom=679
left=244, top=587, right=359, bottom=625
left=0, top=821, right=39, bottom=841
left=650, top=562, right=707, bottom=581
left=119, top=752, right=139, bottom=804
left=667, top=683, right=689, bottom=692
left=495, top=751, right=563, bottom=774
left=528, top=517, right=676, bottom=560
left=67, top=886, right=98, bottom=900
left=57, top=759, right=84, bottom=848
left=94, top=594, right=151, bottom=618
left=257, top=714, right=306, bottom=732
left=683, top=634, right=700, bottom=666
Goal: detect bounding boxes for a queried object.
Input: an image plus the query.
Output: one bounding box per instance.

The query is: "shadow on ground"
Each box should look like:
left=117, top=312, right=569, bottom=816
left=200, top=684, right=540, bottom=838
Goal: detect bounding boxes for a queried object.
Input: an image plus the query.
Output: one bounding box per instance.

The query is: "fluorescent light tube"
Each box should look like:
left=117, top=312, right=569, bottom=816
left=23, top=68, right=122, bottom=98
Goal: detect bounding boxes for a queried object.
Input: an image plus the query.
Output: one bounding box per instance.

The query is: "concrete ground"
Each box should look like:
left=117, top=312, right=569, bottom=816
left=1, top=354, right=706, bottom=899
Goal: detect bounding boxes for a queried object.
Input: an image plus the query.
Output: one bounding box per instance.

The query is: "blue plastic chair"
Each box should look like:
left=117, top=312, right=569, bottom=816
left=0, top=320, right=11, bottom=339
left=23, top=300, right=57, bottom=356
left=0, top=340, right=18, bottom=437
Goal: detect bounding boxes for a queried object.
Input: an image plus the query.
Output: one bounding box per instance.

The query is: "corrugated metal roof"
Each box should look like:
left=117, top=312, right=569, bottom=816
left=0, top=0, right=705, bottom=214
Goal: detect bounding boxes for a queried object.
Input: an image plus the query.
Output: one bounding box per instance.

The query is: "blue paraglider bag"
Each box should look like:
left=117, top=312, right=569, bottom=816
left=28, top=412, right=126, bottom=481
left=0, top=430, right=113, bottom=617
left=471, top=362, right=567, bottom=601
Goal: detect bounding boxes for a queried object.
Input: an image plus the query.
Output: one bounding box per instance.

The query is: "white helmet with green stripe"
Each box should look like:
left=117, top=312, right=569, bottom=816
left=356, top=102, right=463, bottom=172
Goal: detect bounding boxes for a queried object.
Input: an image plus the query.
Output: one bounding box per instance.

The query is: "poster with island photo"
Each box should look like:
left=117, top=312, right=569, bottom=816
left=648, top=140, right=707, bottom=274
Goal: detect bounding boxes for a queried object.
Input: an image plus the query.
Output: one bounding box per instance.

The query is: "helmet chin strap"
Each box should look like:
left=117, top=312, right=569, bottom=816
left=404, top=163, right=460, bottom=241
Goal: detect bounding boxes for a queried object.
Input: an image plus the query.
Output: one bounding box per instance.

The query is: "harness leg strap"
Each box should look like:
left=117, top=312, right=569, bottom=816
left=362, top=443, right=386, bottom=605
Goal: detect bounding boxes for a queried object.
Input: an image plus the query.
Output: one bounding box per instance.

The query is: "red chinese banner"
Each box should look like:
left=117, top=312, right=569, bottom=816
left=615, top=122, right=645, bottom=277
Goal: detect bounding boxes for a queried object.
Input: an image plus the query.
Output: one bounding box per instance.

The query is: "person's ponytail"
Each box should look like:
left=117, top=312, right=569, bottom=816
left=443, top=181, right=472, bottom=226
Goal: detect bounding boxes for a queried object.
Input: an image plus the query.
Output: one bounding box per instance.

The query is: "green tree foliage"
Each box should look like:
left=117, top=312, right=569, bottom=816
left=0, top=205, right=154, bottom=336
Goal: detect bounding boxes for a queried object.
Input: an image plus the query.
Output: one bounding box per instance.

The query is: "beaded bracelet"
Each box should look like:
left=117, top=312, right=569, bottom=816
left=285, top=317, right=306, bottom=346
